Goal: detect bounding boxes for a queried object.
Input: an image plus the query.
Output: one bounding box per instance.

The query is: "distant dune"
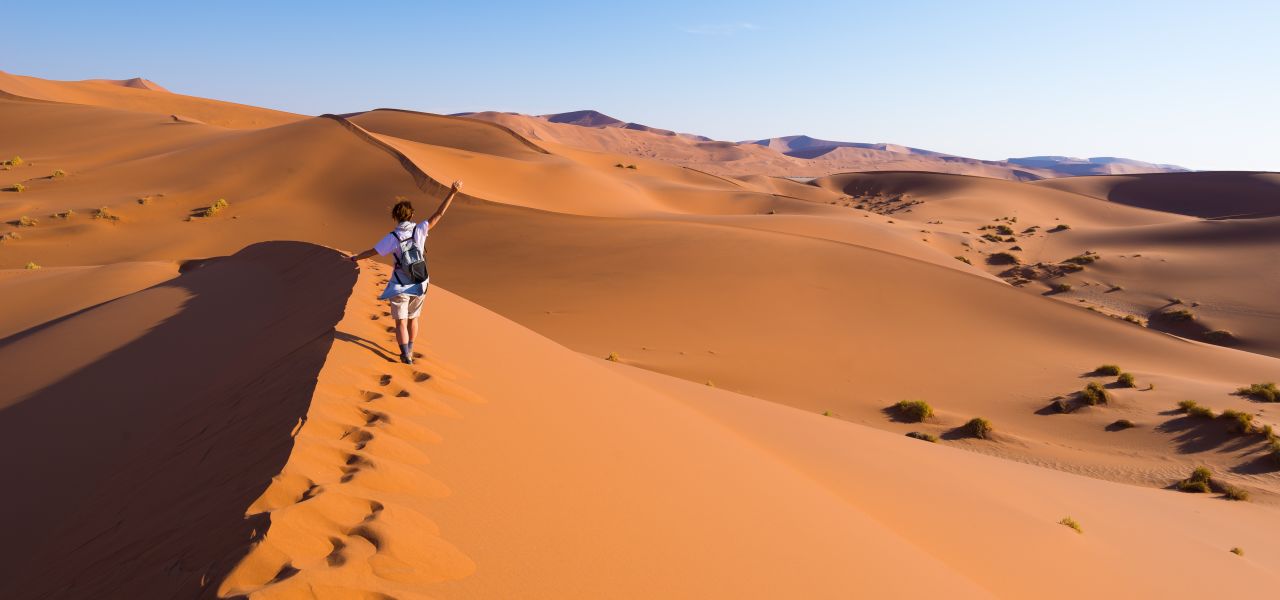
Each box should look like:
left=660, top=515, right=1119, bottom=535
left=1033, top=171, right=1280, bottom=218
left=460, top=109, right=1185, bottom=180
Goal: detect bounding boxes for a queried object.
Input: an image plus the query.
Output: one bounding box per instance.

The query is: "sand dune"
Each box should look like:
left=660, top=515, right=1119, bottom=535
left=0, top=242, right=355, bottom=598
left=0, top=70, right=302, bottom=128
left=4, top=71, right=1280, bottom=597
left=1033, top=171, right=1280, bottom=218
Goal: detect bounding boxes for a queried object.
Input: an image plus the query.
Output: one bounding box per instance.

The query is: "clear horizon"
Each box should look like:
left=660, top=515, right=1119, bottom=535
left=5, top=0, right=1277, bottom=170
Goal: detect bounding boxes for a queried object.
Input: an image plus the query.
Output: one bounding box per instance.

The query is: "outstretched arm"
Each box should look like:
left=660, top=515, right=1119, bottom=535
left=427, top=180, right=463, bottom=230
left=348, top=248, right=378, bottom=263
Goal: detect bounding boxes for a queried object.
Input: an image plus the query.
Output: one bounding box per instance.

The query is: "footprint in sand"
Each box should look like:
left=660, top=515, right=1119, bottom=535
left=412, top=371, right=430, bottom=383
left=378, top=374, right=392, bottom=386
left=361, top=408, right=389, bottom=426
left=359, top=390, right=384, bottom=402
left=340, top=453, right=374, bottom=483
left=396, top=390, right=410, bottom=398
left=325, top=537, right=348, bottom=567
left=348, top=429, right=374, bottom=451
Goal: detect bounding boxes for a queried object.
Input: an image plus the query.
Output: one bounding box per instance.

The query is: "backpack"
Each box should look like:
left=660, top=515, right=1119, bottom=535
left=391, top=228, right=428, bottom=284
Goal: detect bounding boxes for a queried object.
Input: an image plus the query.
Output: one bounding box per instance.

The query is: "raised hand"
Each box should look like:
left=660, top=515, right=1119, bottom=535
left=451, top=180, right=464, bottom=192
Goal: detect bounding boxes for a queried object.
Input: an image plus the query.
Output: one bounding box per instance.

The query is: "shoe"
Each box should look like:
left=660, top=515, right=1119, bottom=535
left=400, top=353, right=413, bottom=365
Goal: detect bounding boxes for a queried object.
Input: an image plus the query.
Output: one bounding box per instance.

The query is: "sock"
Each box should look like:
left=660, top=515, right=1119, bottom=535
left=406, top=341, right=414, bottom=355
left=399, top=343, right=410, bottom=357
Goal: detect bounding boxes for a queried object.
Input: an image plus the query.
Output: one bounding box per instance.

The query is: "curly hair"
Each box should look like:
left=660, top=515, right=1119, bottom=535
left=391, top=199, right=414, bottom=223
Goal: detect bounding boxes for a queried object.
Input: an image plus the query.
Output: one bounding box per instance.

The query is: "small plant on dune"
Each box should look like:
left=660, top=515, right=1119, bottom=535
left=6, top=155, right=24, bottom=167
left=965, top=417, right=993, bottom=439
left=1220, top=409, right=1256, bottom=434
left=1116, top=372, right=1136, bottom=388
left=1223, top=485, right=1250, bottom=501
left=1057, top=262, right=1085, bottom=273
left=201, top=198, right=229, bottom=217
left=894, top=399, right=934, bottom=423
left=605, top=352, right=620, bottom=362
left=53, top=209, right=75, bottom=219
left=987, top=251, right=1020, bottom=265
left=906, top=431, right=939, bottom=443
left=995, top=224, right=1014, bottom=235
left=1160, top=308, right=1196, bottom=322
left=1049, top=224, right=1071, bottom=232
left=138, top=196, right=151, bottom=205
left=0, top=231, right=20, bottom=243
left=1094, top=364, right=1122, bottom=376
left=1202, top=330, right=1236, bottom=344
left=1236, top=382, right=1279, bottom=403
left=16, top=215, right=37, bottom=227
left=24, top=261, right=41, bottom=270
left=1230, top=547, right=1244, bottom=556
left=1176, top=466, right=1213, bottom=493
left=1177, top=400, right=1215, bottom=419
left=5, top=183, right=25, bottom=193
left=1270, top=438, right=1280, bottom=466
left=93, top=206, right=120, bottom=221
left=51, top=169, right=66, bottom=178
left=1079, top=381, right=1110, bottom=406
left=1051, top=397, right=1074, bottom=413
left=1111, top=419, right=1136, bottom=430
left=1058, top=516, right=1082, bottom=534
left=1050, top=283, right=1072, bottom=294
left=980, top=233, right=1003, bottom=243
left=954, top=255, right=971, bottom=265
left=1064, top=252, right=1099, bottom=265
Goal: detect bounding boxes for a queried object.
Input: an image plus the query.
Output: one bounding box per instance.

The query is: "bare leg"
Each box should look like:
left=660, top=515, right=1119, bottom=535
left=395, top=318, right=410, bottom=346
left=408, top=317, right=420, bottom=345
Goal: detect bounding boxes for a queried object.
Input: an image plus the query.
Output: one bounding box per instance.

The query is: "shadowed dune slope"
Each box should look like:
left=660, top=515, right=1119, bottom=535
left=1032, top=171, right=1280, bottom=218
left=0, top=242, right=355, bottom=599
left=0, top=70, right=302, bottom=129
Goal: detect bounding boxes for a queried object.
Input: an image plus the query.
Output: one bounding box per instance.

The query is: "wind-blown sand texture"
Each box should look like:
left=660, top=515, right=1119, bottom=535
left=2, top=72, right=1278, bottom=598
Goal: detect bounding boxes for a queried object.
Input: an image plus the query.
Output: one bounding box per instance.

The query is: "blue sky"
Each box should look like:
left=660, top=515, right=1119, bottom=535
left=4, top=1, right=1277, bottom=170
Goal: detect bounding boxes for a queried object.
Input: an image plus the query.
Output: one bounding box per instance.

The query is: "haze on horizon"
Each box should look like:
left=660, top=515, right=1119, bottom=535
left=4, top=0, right=1277, bottom=171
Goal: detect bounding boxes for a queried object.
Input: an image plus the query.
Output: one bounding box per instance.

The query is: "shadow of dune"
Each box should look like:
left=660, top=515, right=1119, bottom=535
left=0, top=241, right=356, bottom=599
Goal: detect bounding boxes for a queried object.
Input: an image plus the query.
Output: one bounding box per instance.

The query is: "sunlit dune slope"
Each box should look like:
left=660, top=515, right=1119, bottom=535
left=0, top=70, right=303, bottom=128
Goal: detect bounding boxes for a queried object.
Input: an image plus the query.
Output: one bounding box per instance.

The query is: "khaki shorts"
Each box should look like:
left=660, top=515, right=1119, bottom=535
left=389, top=292, right=425, bottom=320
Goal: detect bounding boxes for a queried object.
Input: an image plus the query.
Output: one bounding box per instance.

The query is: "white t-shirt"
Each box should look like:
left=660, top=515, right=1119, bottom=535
left=374, top=220, right=429, bottom=297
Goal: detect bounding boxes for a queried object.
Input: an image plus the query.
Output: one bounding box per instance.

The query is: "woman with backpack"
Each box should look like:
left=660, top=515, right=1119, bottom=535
left=348, top=180, right=463, bottom=364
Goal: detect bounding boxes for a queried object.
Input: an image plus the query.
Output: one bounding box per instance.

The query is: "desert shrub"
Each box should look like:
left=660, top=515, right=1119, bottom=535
left=1223, top=485, right=1250, bottom=501
left=7, top=155, right=24, bottom=166
left=93, top=207, right=119, bottom=221
left=1160, top=308, right=1195, bottom=322
left=1111, top=419, right=1136, bottom=430
left=17, top=215, right=37, bottom=227
left=1079, top=382, right=1110, bottom=406
left=1177, top=466, right=1214, bottom=494
left=0, top=231, right=20, bottom=243
left=51, top=169, right=66, bottom=178
left=1270, top=438, right=1280, bottom=465
left=1236, top=382, right=1278, bottom=402
left=53, top=209, right=75, bottom=219
left=1049, top=224, right=1070, bottom=232
left=965, top=417, right=992, bottom=439
left=1051, top=397, right=1073, bottom=413
left=1117, top=373, right=1136, bottom=388
left=1064, top=252, right=1099, bottom=265
left=1058, top=262, right=1085, bottom=273
left=1058, top=516, right=1082, bottom=534
left=1202, top=330, right=1236, bottom=344
left=980, top=233, right=1003, bottom=243
left=954, top=255, right=971, bottom=265
left=995, top=224, right=1014, bottom=235
left=906, top=431, right=939, bottom=443
left=138, top=197, right=151, bottom=205
left=5, top=183, right=25, bottom=192
left=1220, top=410, right=1256, bottom=434
left=1177, top=400, right=1215, bottom=419
left=894, top=399, right=934, bottom=422
left=1230, top=547, right=1244, bottom=556
left=988, top=251, right=1020, bottom=265
left=1050, top=283, right=1072, bottom=293
left=202, top=198, right=229, bottom=217
left=1094, top=364, right=1122, bottom=376
left=605, top=352, right=620, bottom=362
left=24, top=261, right=40, bottom=270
